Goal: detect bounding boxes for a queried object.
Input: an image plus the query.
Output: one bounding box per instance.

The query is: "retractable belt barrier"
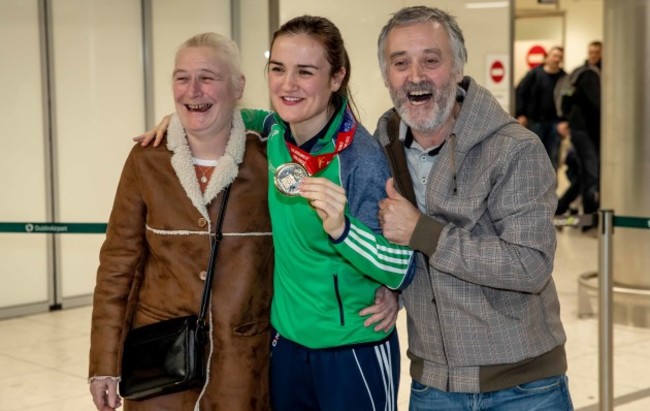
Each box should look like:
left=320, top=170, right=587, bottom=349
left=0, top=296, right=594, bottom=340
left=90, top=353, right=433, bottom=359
left=0, top=222, right=107, bottom=234
left=613, top=215, right=650, bottom=229
left=553, top=212, right=598, bottom=228
left=554, top=212, right=650, bottom=230
left=0, top=222, right=106, bottom=313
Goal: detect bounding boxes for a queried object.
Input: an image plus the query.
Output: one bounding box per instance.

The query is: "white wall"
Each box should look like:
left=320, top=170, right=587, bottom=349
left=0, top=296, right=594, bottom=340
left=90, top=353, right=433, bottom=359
left=149, top=1, right=270, bottom=123
left=437, top=1, right=512, bottom=111
left=151, top=0, right=231, bottom=122
left=239, top=0, right=271, bottom=111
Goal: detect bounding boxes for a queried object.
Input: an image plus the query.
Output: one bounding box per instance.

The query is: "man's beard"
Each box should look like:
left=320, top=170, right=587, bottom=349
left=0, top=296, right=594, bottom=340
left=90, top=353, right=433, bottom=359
left=390, top=79, right=457, bottom=134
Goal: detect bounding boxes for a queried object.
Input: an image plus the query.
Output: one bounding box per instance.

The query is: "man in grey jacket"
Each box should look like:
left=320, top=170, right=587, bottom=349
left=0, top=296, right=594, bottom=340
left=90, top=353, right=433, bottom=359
left=375, top=6, right=573, bottom=410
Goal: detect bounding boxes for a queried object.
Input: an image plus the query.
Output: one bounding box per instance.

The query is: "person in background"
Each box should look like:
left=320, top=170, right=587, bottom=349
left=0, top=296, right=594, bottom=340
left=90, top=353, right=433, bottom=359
left=375, top=6, right=573, bottom=410
left=89, top=32, right=274, bottom=411
left=138, top=16, right=414, bottom=411
left=556, top=147, right=582, bottom=216
left=516, top=46, right=567, bottom=170
left=563, top=41, right=602, bottom=225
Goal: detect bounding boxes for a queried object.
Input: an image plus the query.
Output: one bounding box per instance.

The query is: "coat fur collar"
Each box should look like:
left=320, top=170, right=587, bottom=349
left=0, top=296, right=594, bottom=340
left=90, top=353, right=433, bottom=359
left=166, top=111, right=246, bottom=220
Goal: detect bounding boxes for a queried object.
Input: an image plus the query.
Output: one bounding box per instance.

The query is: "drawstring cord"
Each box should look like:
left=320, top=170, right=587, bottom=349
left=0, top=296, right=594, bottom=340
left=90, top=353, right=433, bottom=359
left=450, top=133, right=458, bottom=195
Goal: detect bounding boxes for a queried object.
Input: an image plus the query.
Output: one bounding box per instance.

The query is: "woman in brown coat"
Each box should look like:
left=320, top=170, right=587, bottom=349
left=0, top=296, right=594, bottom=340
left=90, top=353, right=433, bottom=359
left=88, top=32, right=273, bottom=410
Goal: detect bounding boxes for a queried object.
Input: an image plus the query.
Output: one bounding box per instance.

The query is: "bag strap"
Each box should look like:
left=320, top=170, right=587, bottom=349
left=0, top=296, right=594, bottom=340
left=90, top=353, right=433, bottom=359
left=197, top=184, right=232, bottom=324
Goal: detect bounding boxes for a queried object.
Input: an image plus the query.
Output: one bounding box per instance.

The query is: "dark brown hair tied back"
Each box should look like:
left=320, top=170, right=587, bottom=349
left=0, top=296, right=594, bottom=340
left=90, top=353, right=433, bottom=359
left=271, top=15, right=357, bottom=115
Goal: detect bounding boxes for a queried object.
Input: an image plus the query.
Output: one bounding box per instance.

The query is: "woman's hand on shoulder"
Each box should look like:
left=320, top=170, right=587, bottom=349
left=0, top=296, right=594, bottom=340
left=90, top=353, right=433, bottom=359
left=132, top=114, right=172, bottom=147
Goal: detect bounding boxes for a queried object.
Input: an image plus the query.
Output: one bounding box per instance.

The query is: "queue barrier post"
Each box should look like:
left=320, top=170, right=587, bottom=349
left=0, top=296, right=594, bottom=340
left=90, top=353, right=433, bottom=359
left=598, top=210, right=614, bottom=411
left=554, top=211, right=650, bottom=410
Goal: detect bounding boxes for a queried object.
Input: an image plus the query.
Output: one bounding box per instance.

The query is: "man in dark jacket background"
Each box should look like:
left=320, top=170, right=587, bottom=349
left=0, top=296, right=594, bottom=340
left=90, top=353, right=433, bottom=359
left=516, top=46, right=568, bottom=170
left=564, top=41, right=602, bottom=221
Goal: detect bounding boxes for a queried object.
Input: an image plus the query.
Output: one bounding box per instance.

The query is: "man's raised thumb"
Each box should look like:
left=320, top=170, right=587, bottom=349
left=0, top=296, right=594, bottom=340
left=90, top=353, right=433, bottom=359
left=385, top=177, right=401, bottom=199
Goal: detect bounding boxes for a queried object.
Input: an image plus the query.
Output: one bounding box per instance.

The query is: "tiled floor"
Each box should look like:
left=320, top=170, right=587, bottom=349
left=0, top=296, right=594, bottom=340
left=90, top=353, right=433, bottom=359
left=1, top=224, right=650, bottom=410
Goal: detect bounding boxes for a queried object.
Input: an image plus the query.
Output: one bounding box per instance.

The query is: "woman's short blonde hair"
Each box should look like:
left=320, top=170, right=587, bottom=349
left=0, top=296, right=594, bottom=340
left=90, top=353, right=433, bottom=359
left=175, top=32, right=243, bottom=90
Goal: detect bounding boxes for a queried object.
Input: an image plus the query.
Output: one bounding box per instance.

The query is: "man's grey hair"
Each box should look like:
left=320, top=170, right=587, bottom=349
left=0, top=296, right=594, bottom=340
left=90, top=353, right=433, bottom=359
left=377, top=6, right=468, bottom=81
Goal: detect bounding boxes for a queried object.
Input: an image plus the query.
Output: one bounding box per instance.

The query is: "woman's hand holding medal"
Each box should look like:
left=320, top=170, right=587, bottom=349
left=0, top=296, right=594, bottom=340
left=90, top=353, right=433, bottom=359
left=299, top=177, right=347, bottom=240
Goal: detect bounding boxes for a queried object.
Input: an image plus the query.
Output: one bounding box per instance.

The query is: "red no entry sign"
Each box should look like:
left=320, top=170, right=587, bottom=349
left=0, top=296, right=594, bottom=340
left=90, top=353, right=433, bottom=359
left=490, top=60, right=505, bottom=83
left=526, top=44, right=546, bottom=68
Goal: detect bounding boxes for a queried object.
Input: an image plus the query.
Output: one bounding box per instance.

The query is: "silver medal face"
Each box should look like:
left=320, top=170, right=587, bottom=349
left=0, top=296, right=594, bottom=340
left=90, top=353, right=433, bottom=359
left=274, top=163, right=308, bottom=196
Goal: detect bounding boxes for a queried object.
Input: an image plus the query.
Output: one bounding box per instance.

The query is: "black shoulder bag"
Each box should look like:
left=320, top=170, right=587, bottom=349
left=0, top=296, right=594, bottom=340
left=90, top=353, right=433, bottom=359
left=119, top=185, right=231, bottom=400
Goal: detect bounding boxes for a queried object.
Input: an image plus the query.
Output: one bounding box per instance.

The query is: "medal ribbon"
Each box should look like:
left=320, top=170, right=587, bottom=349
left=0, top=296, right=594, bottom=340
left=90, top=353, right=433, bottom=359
left=285, top=108, right=357, bottom=175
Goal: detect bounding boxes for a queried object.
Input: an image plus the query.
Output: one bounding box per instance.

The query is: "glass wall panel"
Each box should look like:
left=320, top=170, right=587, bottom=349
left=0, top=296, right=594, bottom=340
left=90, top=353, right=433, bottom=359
left=239, top=0, right=270, bottom=110
left=0, top=0, right=50, bottom=313
left=50, top=0, right=145, bottom=302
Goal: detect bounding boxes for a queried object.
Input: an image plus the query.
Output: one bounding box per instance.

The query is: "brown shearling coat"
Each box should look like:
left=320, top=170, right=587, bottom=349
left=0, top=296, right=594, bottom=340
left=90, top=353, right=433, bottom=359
left=89, top=112, right=273, bottom=410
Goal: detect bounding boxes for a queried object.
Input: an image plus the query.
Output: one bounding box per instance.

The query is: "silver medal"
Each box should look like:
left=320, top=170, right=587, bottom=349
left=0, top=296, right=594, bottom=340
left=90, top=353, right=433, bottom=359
left=274, top=163, right=308, bottom=196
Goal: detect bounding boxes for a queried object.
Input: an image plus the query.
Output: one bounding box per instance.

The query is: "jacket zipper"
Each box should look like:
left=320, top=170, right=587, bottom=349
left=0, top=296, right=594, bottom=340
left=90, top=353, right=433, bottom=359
left=333, top=274, right=345, bottom=326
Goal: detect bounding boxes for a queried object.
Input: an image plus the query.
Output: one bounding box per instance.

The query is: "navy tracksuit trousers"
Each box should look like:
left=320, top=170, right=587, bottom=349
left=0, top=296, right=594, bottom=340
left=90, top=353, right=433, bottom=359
left=270, top=328, right=400, bottom=411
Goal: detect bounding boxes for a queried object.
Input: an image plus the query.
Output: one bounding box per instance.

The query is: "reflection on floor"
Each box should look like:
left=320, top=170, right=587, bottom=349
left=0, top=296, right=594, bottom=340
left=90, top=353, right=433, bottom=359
left=1, top=229, right=649, bottom=410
